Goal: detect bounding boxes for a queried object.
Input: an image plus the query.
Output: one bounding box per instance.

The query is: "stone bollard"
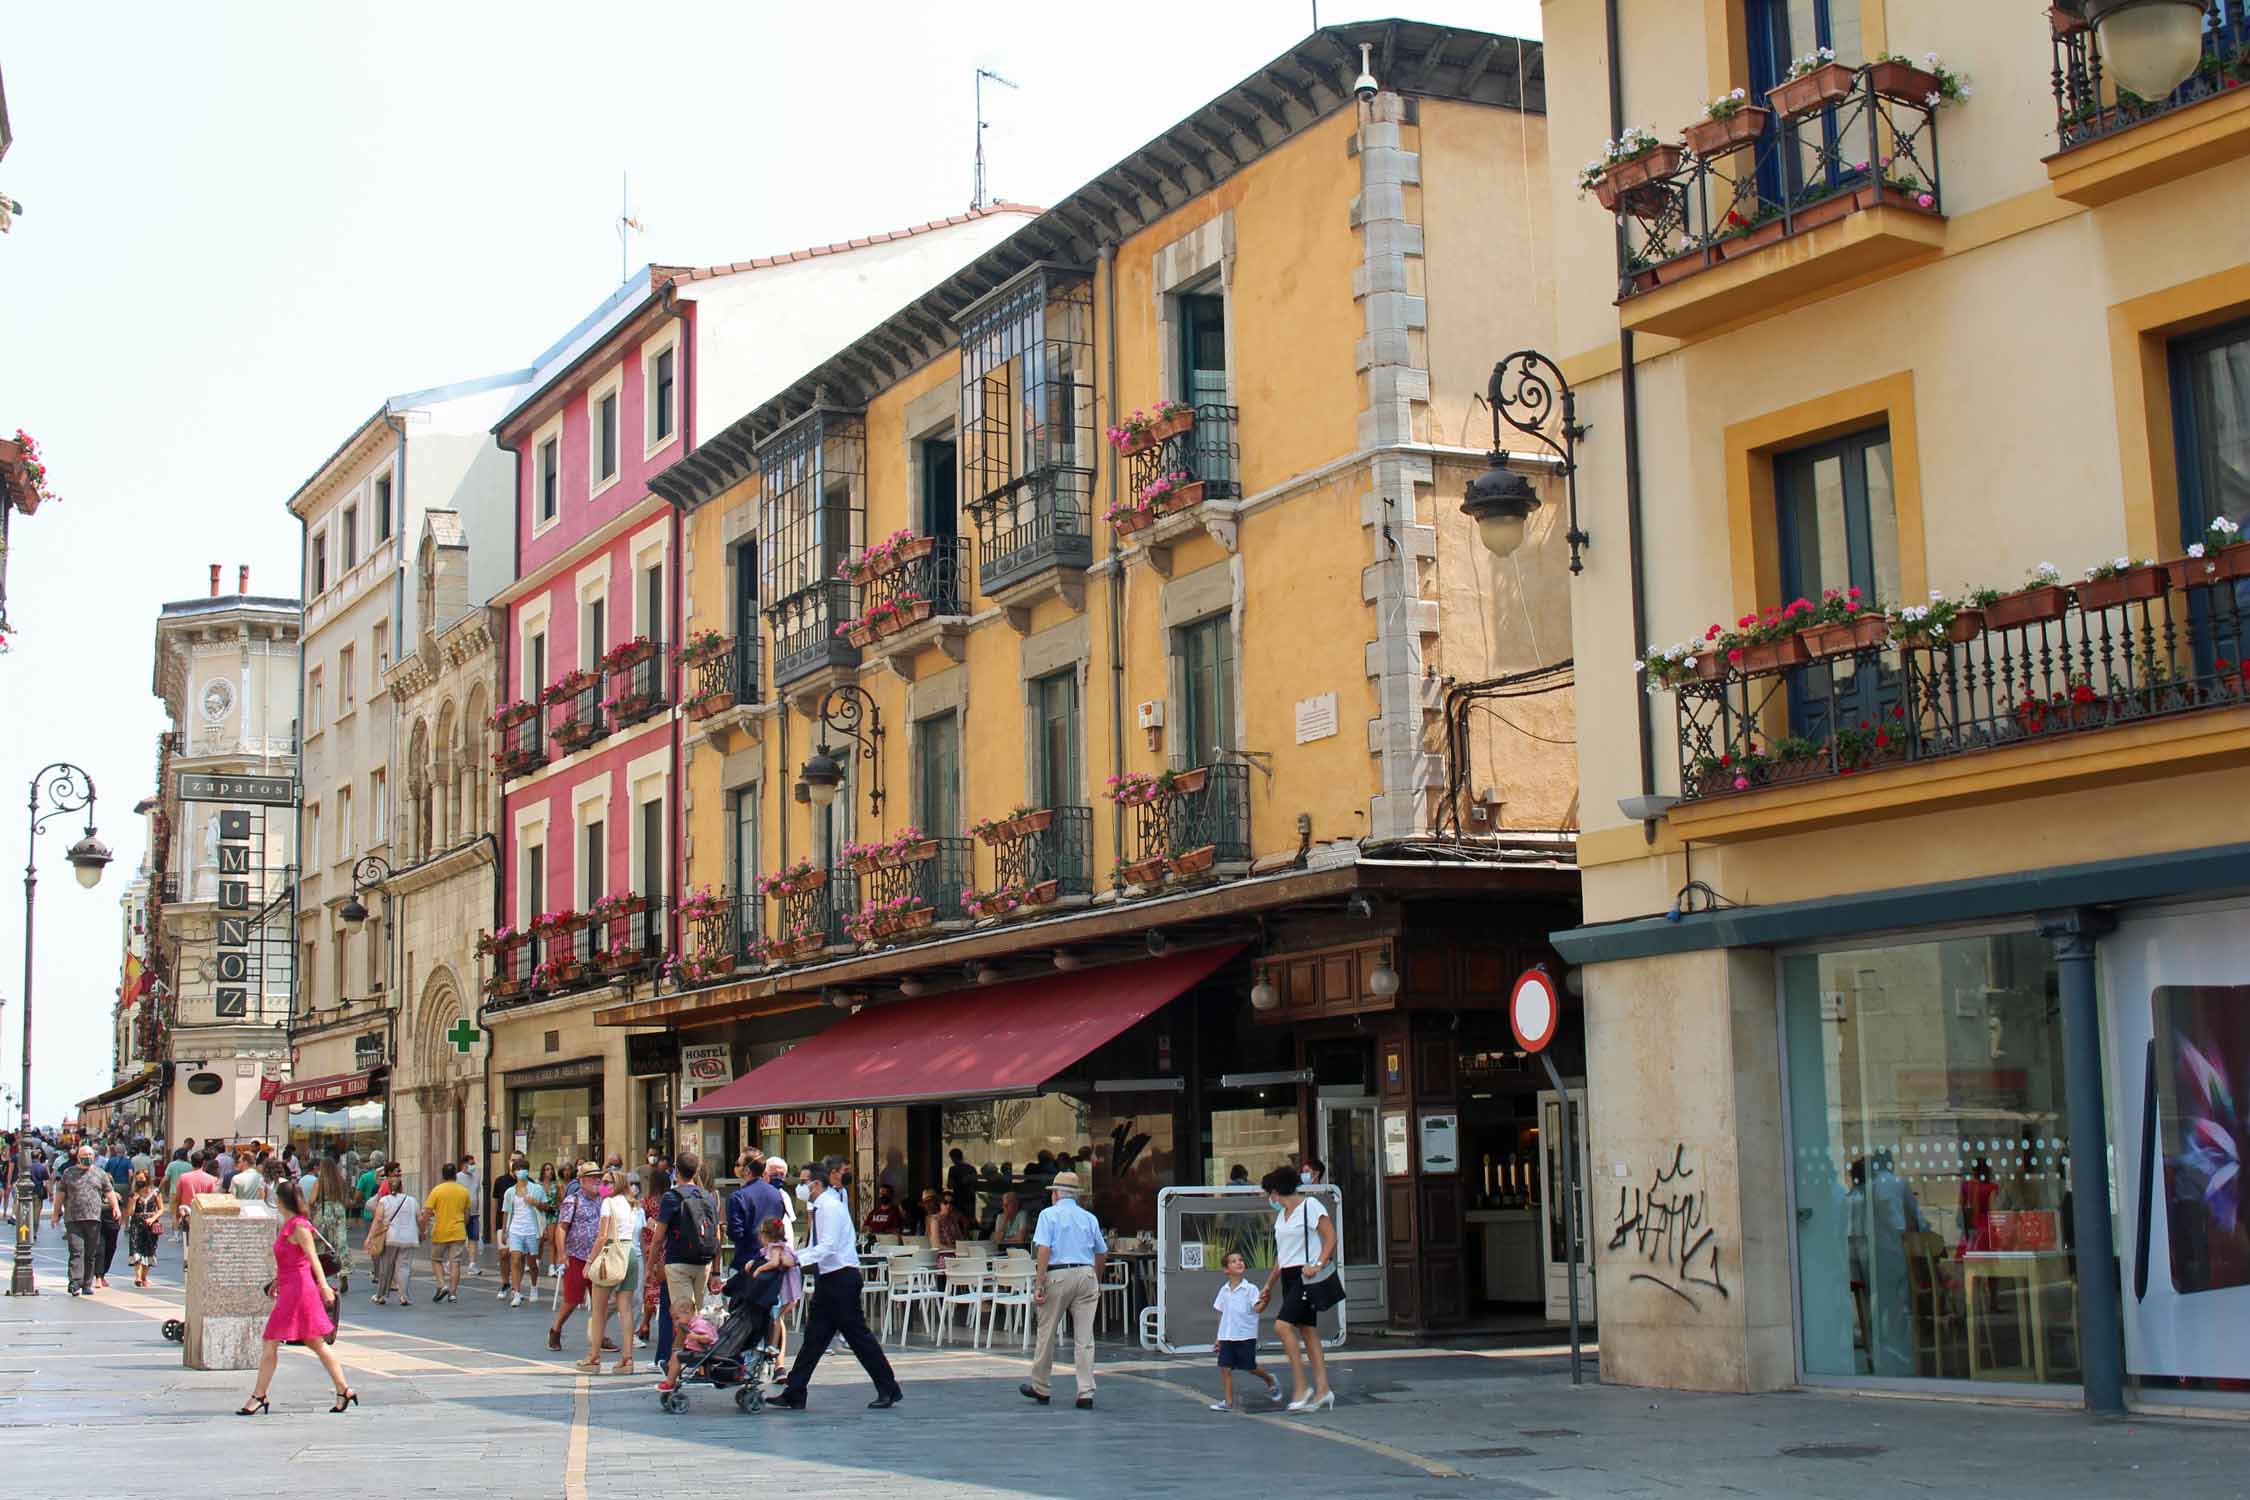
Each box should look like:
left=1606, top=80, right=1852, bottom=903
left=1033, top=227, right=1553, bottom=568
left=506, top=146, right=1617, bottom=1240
left=184, top=1193, right=276, bottom=1370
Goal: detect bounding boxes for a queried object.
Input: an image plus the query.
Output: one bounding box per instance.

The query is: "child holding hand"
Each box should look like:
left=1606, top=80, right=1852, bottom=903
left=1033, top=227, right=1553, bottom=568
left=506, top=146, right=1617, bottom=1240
left=1210, top=1250, right=1283, bottom=1411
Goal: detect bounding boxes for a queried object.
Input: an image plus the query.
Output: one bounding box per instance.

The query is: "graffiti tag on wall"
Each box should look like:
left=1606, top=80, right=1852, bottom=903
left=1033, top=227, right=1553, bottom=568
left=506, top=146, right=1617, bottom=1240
left=1608, top=1144, right=1729, bottom=1310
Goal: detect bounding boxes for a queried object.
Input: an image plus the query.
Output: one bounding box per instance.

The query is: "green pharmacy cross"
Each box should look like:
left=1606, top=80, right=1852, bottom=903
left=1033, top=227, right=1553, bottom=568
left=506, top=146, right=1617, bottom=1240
left=446, top=1018, right=483, bottom=1055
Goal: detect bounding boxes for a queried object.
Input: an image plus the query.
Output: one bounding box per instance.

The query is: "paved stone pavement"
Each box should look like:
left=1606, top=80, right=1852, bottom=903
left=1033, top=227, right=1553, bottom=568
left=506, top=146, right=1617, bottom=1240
left=0, top=1225, right=2245, bottom=1499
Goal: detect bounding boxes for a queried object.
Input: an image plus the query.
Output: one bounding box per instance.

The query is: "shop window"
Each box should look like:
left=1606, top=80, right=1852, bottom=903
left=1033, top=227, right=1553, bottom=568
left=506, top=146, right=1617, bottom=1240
left=2171, top=316, right=2250, bottom=547
left=1783, top=932, right=2077, bottom=1386
left=941, top=1095, right=1092, bottom=1233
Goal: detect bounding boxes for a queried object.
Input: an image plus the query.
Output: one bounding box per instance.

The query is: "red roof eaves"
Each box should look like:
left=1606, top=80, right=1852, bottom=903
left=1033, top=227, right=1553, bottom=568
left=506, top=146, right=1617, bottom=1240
left=664, top=201, right=1043, bottom=286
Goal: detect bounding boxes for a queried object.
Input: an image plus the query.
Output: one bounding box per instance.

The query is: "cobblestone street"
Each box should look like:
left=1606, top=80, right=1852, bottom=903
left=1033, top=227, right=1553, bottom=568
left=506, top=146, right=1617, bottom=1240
left=1, top=1231, right=2243, bottom=1500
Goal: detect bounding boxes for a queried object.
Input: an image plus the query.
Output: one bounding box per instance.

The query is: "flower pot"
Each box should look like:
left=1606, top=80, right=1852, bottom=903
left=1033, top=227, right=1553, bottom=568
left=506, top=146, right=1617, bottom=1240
left=1592, top=173, right=1622, bottom=212
left=1801, top=614, right=1888, bottom=658
left=1945, top=607, right=1987, bottom=645
left=1767, top=61, right=1858, bottom=119
left=1118, top=856, right=1170, bottom=887
left=1737, top=634, right=1812, bottom=674
left=1120, top=409, right=1195, bottom=456
left=1855, top=183, right=1939, bottom=215
left=1692, top=652, right=1728, bottom=682
left=892, top=536, right=936, bottom=570
left=1868, top=60, right=1941, bottom=106
left=1024, top=879, right=1060, bottom=907
left=1720, top=219, right=1789, bottom=260
left=686, top=691, right=735, bottom=722
left=847, top=622, right=879, bottom=648
left=898, top=840, right=939, bottom=865
left=1605, top=144, right=1683, bottom=195
left=1683, top=106, right=1770, bottom=157
left=1016, top=808, right=1054, bottom=837
left=488, top=978, right=524, bottom=998
left=604, top=639, right=656, bottom=670
left=2165, top=545, right=2250, bottom=589
left=1788, top=191, right=1860, bottom=235
left=2050, top=4, right=2088, bottom=37
left=1165, top=767, right=1211, bottom=797
left=1168, top=845, right=1218, bottom=878
left=2074, top=563, right=2168, bottom=612
left=1985, top=584, right=2070, bottom=629
left=1113, top=509, right=1156, bottom=537
left=896, top=906, right=935, bottom=933
left=894, top=600, right=935, bottom=631
left=1152, top=481, right=1207, bottom=517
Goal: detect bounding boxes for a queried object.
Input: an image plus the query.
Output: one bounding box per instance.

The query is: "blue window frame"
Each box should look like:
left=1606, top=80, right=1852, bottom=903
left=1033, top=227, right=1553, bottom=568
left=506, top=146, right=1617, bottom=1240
left=1775, top=426, right=1902, bottom=736
left=1744, top=0, right=1866, bottom=206
left=2170, top=315, right=2250, bottom=544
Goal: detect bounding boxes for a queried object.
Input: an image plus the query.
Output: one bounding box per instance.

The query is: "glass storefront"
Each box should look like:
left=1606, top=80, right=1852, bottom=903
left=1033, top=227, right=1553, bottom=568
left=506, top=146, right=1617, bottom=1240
left=512, top=1081, right=604, bottom=1175
left=1784, top=931, right=2079, bottom=1386
left=288, top=1096, right=387, bottom=1165
left=1206, top=1096, right=1299, bottom=1187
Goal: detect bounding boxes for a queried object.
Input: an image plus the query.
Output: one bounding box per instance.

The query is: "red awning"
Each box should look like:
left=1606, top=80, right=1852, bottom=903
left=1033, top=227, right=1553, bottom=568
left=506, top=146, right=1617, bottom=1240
left=681, top=944, right=1241, bottom=1117
left=271, top=1069, right=382, bottom=1109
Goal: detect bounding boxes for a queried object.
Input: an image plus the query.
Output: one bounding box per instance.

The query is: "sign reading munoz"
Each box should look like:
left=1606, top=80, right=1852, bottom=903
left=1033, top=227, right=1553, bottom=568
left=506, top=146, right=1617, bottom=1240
left=214, top=810, right=251, bottom=1018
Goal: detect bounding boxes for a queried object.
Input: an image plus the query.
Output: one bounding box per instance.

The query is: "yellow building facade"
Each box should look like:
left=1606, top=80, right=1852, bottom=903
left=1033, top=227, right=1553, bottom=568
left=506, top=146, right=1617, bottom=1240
left=1542, top=0, right=2250, bottom=1409
left=596, top=22, right=1587, bottom=1333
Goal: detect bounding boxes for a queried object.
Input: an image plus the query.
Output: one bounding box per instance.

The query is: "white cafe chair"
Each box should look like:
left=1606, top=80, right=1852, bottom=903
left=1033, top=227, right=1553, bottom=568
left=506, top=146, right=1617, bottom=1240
left=871, top=1232, right=902, bottom=1247
left=858, top=1256, right=890, bottom=1322
left=983, top=1261, right=1035, bottom=1350
left=1097, top=1259, right=1133, bottom=1336
left=935, top=1259, right=989, bottom=1346
left=885, top=1264, right=942, bottom=1344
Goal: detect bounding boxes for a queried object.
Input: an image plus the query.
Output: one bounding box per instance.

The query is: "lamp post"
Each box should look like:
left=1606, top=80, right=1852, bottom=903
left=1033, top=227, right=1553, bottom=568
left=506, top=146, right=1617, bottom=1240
left=337, top=854, right=395, bottom=1110
left=12, top=763, right=111, bottom=1295
left=1462, top=350, right=1591, bottom=573
left=794, top=684, right=885, bottom=817
left=2083, top=0, right=2209, bottom=99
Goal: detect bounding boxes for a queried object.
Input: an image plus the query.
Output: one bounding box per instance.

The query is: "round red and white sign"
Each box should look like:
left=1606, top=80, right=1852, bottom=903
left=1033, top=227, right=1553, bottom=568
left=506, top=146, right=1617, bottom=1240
left=1509, top=967, right=1559, bottom=1054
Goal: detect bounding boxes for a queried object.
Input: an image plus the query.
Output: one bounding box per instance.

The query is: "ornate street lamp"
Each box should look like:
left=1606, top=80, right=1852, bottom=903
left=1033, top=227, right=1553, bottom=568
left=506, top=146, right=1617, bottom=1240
left=12, top=763, right=109, bottom=1296
left=1463, top=350, right=1591, bottom=573
left=795, top=684, right=885, bottom=817
left=337, top=854, right=393, bottom=931
left=2084, top=0, right=2209, bottom=100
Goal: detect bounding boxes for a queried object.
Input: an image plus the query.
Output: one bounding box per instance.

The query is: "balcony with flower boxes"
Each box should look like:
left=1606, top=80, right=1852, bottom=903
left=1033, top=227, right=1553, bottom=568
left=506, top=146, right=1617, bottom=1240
left=667, top=887, right=738, bottom=987
left=847, top=532, right=971, bottom=680
left=2048, top=1, right=2250, bottom=206
left=599, top=636, right=668, bottom=729
left=677, top=631, right=763, bottom=749
left=768, top=580, right=861, bottom=697
left=836, top=829, right=974, bottom=945
left=544, top=670, right=607, bottom=754
left=1651, top=535, right=2250, bottom=842
left=964, top=805, right=1095, bottom=919
left=1113, top=763, right=1253, bottom=892
left=1595, top=58, right=1958, bottom=340
left=492, top=701, right=546, bottom=780
left=487, top=900, right=673, bottom=1010
left=1108, top=403, right=1244, bottom=571
left=755, top=861, right=841, bottom=964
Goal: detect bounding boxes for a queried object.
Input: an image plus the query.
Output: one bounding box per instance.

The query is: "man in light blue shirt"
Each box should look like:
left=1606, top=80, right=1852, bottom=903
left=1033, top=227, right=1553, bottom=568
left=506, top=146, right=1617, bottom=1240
left=772, top=1156, right=901, bottom=1412
left=1020, top=1170, right=1107, bottom=1410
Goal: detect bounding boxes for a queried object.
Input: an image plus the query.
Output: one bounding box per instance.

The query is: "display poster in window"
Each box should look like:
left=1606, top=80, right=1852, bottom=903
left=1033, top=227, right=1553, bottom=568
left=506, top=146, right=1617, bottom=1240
left=2101, top=905, right=2250, bottom=1382
left=1382, top=1110, right=1410, bottom=1176
left=1418, top=1112, right=1459, bottom=1174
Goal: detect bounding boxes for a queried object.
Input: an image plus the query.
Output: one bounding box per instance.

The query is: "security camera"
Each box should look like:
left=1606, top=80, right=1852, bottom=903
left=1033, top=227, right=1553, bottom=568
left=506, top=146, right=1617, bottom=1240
left=1353, top=43, right=1379, bottom=102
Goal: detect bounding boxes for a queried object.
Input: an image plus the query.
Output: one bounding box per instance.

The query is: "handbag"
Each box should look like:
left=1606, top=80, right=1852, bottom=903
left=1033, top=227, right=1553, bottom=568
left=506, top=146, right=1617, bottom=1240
left=588, top=1234, right=630, bottom=1289
left=310, top=1225, right=345, bottom=1279
left=364, top=1195, right=399, bottom=1257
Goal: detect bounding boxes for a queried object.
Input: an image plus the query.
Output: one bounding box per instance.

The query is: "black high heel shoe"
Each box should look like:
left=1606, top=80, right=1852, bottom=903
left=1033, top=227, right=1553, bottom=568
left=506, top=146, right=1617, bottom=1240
left=236, top=1396, right=269, bottom=1416
left=330, top=1390, right=359, bottom=1413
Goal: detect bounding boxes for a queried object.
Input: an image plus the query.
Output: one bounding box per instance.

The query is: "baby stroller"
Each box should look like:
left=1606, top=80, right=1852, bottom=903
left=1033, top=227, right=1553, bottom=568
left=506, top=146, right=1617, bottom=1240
left=658, top=1266, right=784, bottom=1414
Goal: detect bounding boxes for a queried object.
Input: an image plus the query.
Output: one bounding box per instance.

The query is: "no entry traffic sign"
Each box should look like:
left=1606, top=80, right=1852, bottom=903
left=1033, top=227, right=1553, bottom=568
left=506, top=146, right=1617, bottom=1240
left=1509, top=966, right=1559, bottom=1053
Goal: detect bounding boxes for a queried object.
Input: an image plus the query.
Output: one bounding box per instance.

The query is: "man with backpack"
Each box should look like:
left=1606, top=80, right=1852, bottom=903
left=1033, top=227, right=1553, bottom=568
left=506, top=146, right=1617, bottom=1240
left=655, top=1151, right=720, bottom=1397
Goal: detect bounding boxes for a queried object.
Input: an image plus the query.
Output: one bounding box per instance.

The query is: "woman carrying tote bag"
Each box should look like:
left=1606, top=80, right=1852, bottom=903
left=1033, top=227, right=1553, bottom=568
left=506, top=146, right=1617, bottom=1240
left=1254, top=1165, right=1339, bottom=1413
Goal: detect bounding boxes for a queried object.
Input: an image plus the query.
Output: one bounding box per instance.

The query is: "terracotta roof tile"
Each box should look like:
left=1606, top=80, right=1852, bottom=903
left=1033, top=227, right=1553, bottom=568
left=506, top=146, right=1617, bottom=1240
left=663, top=201, right=1042, bottom=285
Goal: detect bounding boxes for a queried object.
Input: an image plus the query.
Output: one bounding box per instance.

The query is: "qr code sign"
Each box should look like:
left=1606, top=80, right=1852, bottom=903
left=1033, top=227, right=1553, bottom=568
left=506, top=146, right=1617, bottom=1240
left=1179, top=1243, right=1204, bottom=1270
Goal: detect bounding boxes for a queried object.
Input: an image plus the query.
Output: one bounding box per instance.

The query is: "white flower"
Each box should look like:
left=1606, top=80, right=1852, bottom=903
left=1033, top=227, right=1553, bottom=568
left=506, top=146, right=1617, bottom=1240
left=1898, top=605, right=1929, bottom=623
left=1925, top=51, right=1939, bottom=67
left=2189, top=543, right=2207, bottom=558
left=2215, top=516, right=2242, bottom=537
left=2114, top=555, right=2130, bottom=569
left=1929, top=588, right=1945, bottom=601
left=2083, top=565, right=2100, bottom=581
left=1926, top=92, right=1942, bottom=109
left=1684, top=654, right=1699, bottom=671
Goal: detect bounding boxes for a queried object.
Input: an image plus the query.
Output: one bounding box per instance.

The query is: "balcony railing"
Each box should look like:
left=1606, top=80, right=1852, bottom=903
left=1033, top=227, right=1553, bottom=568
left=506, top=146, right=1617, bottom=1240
left=729, top=891, right=763, bottom=970
left=683, top=636, right=761, bottom=722
left=971, top=467, right=1095, bottom=594
left=992, top=805, right=1094, bottom=902
left=547, top=675, right=607, bottom=753
left=1128, top=763, right=1252, bottom=880
left=768, top=581, right=860, bottom=690
left=490, top=901, right=672, bottom=1009
left=1117, top=404, right=1241, bottom=539
left=602, top=638, right=668, bottom=729
left=496, top=709, right=546, bottom=780
left=1673, top=573, right=2249, bottom=804
left=2053, top=2, right=2250, bottom=151
left=1614, top=66, right=1942, bottom=302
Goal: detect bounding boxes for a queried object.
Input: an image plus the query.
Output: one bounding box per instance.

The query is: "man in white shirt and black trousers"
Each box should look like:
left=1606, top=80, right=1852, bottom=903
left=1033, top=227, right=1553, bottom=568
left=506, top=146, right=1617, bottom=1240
left=771, top=1155, right=902, bottom=1411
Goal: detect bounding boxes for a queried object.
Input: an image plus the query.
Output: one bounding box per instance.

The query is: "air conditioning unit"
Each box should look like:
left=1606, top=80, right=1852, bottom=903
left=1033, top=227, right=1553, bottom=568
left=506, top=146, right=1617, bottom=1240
left=1136, top=700, right=1164, bottom=729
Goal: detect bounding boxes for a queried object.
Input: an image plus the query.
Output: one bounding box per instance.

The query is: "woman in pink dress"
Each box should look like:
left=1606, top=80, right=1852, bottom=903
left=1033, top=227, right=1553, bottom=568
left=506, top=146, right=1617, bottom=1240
left=237, top=1178, right=357, bottom=1415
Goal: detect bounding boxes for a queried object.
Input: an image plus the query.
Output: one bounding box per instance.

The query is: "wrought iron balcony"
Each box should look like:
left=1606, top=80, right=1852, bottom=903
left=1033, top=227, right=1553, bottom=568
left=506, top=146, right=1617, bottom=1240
left=1115, top=404, right=1241, bottom=541
left=977, top=805, right=1094, bottom=911
left=730, top=891, right=764, bottom=970
left=602, top=637, right=669, bottom=729
left=971, top=468, right=1095, bottom=595
left=1672, top=571, right=2249, bottom=806
left=681, top=635, right=761, bottom=722
left=484, top=934, right=536, bottom=1006
left=2053, top=2, right=2250, bottom=151
left=495, top=708, right=546, bottom=780
left=767, top=580, right=860, bottom=691
left=867, top=534, right=968, bottom=622
left=588, top=896, right=668, bottom=983
left=1124, top=764, right=1252, bottom=885
left=1609, top=66, right=1943, bottom=334
left=547, top=674, right=607, bottom=754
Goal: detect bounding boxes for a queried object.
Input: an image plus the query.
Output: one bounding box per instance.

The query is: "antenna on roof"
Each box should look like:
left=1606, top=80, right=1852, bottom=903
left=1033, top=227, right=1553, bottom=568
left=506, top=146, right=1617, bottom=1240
left=617, top=172, right=645, bottom=285
left=972, top=67, right=1019, bottom=211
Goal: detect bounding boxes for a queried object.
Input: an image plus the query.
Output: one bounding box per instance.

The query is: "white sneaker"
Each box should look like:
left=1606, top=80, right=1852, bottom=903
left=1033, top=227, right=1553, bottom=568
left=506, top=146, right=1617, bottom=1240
left=510, top=1292, right=523, bottom=1307
left=497, top=1287, right=510, bottom=1300
left=527, top=1288, right=538, bottom=1305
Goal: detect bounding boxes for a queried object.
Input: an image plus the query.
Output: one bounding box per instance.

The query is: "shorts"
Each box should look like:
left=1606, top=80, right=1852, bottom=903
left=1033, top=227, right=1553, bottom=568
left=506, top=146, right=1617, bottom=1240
left=507, top=1231, right=540, bottom=1256
left=432, top=1239, right=467, bottom=1267
left=467, top=1215, right=482, bottom=1242
left=562, top=1255, right=589, bottom=1308
left=1216, top=1338, right=1261, bottom=1371
left=663, top=1261, right=712, bottom=1321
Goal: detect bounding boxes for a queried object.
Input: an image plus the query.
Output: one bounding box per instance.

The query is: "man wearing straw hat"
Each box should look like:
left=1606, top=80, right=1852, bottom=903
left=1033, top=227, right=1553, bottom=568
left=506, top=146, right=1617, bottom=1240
left=1019, top=1169, right=1107, bottom=1410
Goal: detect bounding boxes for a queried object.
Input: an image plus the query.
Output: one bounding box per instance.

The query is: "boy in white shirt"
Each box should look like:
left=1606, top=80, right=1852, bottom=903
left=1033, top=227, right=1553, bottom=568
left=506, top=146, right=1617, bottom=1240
left=1209, top=1250, right=1283, bottom=1411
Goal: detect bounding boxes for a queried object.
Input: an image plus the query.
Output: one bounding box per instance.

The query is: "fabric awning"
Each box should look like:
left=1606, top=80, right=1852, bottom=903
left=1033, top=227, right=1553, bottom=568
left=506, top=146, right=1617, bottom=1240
left=77, top=1070, right=160, bottom=1110
left=272, top=1069, right=383, bottom=1109
left=682, top=944, right=1241, bottom=1117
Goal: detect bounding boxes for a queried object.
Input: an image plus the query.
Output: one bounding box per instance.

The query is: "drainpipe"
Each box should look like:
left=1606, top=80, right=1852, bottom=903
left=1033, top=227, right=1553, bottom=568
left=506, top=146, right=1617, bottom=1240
left=381, top=407, right=409, bottom=1153
left=490, top=417, right=523, bottom=1171
left=469, top=831, right=500, bottom=1171
left=661, top=284, right=691, bottom=965
left=1100, top=241, right=1128, bottom=871
left=1606, top=0, right=1658, bottom=832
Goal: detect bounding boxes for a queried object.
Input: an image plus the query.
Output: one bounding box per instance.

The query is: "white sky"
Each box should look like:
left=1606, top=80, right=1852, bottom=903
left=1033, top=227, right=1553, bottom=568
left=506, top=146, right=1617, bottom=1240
left=0, top=0, right=1542, bottom=1122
